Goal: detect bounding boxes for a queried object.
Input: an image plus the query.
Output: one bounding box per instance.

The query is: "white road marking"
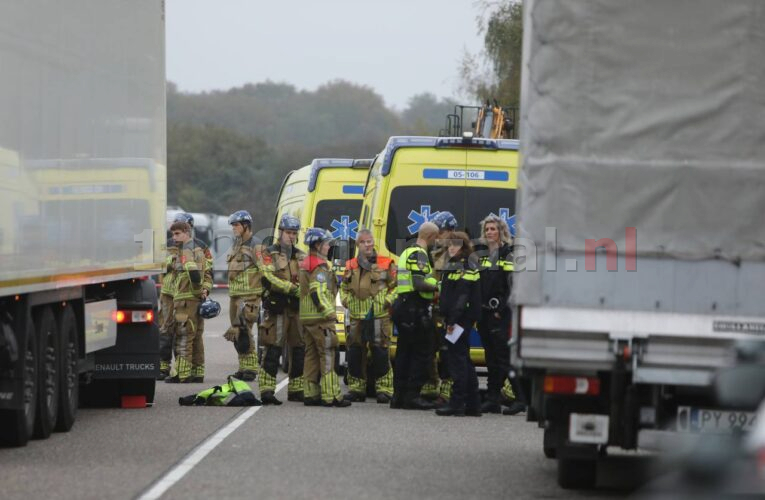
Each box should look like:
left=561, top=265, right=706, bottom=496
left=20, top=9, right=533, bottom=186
left=137, top=378, right=290, bottom=500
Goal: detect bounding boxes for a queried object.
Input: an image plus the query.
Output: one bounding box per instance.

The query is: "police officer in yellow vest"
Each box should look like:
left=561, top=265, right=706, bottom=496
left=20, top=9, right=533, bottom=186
left=223, top=210, right=261, bottom=382
left=390, top=221, right=440, bottom=410
left=421, top=211, right=458, bottom=406
left=258, top=214, right=305, bottom=405
left=340, top=229, right=397, bottom=404
left=300, top=228, right=351, bottom=407
left=166, top=221, right=211, bottom=383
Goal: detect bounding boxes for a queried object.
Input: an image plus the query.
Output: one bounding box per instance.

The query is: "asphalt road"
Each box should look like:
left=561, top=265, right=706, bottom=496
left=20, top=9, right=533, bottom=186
left=0, top=290, right=650, bottom=499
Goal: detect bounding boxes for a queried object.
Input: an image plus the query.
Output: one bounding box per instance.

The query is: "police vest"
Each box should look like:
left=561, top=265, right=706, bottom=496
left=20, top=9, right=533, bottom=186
left=396, top=246, right=436, bottom=300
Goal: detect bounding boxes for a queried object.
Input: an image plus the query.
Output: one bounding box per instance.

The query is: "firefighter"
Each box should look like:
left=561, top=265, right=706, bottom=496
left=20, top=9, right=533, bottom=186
left=166, top=221, right=210, bottom=383
left=340, top=229, right=397, bottom=404
left=157, top=231, right=178, bottom=380
left=422, top=210, right=458, bottom=406
left=258, top=214, right=305, bottom=405
left=300, top=228, right=350, bottom=407
left=475, top=214, right=526, bottom=415
left=159, top=213, right=213, bottom=382
left=435, top=231, right=482, bottom=416
left=390, top=222, right=440, bottom=410
left=223, top=210, right=261, bottom=382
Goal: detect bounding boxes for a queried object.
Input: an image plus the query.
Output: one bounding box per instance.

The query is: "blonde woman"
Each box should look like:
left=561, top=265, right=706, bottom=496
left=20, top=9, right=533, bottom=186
left=475, top=214, right=525, bottom=415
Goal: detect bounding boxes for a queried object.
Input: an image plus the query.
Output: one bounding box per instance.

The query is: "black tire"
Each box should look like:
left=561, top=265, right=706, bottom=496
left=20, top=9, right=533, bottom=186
left=55, top=306, right=78, bottom=432
left=557, top=458, right=597, bottom=489
left=0, top=316, right=37, bottom=447
left=33, top=307, right=59, bottom=439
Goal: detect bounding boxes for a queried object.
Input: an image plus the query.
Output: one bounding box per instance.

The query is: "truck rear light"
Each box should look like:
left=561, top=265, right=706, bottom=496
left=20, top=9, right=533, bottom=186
left=544, top=375, right=600, bottom=396
left=112, top=310, right=154, bottom=324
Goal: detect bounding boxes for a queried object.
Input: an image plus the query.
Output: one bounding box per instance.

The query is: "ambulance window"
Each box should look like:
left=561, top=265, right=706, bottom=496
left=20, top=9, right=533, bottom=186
left=385, top=186, right=516, bottom=253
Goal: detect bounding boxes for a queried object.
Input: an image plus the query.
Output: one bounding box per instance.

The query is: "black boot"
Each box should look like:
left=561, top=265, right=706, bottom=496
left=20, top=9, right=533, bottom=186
left=157, top=369, right=170, bottom=381
left=376, top=393, right=392, bottom=404
left=389, top=394, right=404, bottom=409
left=436, top=405, right=466, bottom=417
left=321, top=399, right=352, bottom=408
left=405, top=397, right=436, bottom=410
left=287, top=391, right=304, bottom=402
left=502, top=401, right=526, bottom=415
left=304, top=397, right=321, bottom=407
left=343, top=392, right=366, bottom=403
left=480, top=400, right=502, bottom=414
left=261, top=391, right=283, bottom=405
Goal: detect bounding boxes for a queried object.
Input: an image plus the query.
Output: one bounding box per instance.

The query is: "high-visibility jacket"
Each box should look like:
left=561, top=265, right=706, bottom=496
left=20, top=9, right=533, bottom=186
left=475, top=241, right=514, bottom=314
left=260, top=243, right=303, bottom=296
left=299, top=255, right=337, bottom=323
left=227, top=235, right=263, bottom=298
left=173, top=240, right=211, bottom=301
left=396, top=245, right=437, bottom=300
left=161, top=238, right=178, bottom=297
left=340, top=255, right=397, bottom=320
left=439, top=257, right=481, bottom=327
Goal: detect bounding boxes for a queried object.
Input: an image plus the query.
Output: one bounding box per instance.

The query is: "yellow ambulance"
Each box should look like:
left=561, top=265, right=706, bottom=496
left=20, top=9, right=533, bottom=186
left=360, top=135, right=520, bottom=364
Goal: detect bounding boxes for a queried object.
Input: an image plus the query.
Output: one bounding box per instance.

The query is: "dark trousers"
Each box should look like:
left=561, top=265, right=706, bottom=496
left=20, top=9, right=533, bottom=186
left=392, top=295, right=433, bottom=402
left=478, top=311, right=511, bottom=400
left=446, top=326, right=479, bottom=410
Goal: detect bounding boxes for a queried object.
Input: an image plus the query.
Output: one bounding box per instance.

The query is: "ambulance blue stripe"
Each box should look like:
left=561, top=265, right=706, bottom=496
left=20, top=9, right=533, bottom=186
left=342, top=185, right=364, bottom=194
left=422, top=169, right=509, bottom=181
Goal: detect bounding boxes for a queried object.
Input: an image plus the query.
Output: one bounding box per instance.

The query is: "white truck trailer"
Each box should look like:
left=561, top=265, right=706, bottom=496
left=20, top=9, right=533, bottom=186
left=0, top=1, right=166, bottom=446
left=513, top=0, right=765, bottom=489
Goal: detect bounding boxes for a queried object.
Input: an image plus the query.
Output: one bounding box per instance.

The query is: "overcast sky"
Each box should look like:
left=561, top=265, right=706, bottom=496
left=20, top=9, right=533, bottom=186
left=166, top=0, right=486, bottom=109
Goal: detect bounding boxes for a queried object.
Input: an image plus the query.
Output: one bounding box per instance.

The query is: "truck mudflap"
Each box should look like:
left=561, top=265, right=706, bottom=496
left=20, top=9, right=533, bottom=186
left=91, top=320, right=159, bottom=379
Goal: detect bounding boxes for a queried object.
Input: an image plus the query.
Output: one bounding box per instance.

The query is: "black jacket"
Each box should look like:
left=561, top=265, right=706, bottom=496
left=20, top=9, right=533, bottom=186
left=438, top=256, right=482, bottom=328
left=474, top=241, right=512, bottom=315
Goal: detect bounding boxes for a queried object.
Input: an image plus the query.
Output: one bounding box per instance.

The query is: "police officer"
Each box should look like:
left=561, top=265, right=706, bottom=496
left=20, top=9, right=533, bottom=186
left=475, top=214, right=526, bottom=415
left=223, top=210, right=261, bottom=382
left=166, top=221, right=211, bottom=383
left=300, top=228, right=350, bottom=407
left=390, top=221, right=439, bottom=410
left=340, top=229, right=397, bottom=404
left=258, top=214, right=305, bottom=405
left=435, top=231, right=482, bottom=416
left=422, top=210, right=458, bottom=406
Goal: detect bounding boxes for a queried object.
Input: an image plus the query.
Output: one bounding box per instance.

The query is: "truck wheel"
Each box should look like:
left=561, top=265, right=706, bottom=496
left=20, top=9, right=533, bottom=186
left=55, top=306, right=78, bottom=432
left=557, top=458, right=597, bottom=489
left=33, top=307, right=59, bottom=439
left=0, top=316, right=37, bottom=447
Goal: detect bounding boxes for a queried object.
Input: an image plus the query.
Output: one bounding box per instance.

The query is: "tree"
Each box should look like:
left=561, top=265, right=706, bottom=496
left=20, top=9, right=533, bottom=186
left=460, top=1, right=523, bottom=107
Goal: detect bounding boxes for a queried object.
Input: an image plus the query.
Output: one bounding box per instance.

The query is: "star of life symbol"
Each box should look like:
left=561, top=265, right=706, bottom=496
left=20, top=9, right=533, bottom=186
left=490, top=208, right=516, bottom=237
left=407, top=205, right=441, bottom=235
left=330, top=215, right=359, bottom=240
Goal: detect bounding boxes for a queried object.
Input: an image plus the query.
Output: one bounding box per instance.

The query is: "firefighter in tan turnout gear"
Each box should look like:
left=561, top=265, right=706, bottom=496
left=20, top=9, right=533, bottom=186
left=340, top=229, right=397, bottom=404
left=258, top=214, right=305, bottom=405
left=166, top=221, right=212, bottom=383
left=158, top=212, right=213, bottom=381
left=300, top=228, right=351, bottom=407
left=223, top=210, right=261, bottom=382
